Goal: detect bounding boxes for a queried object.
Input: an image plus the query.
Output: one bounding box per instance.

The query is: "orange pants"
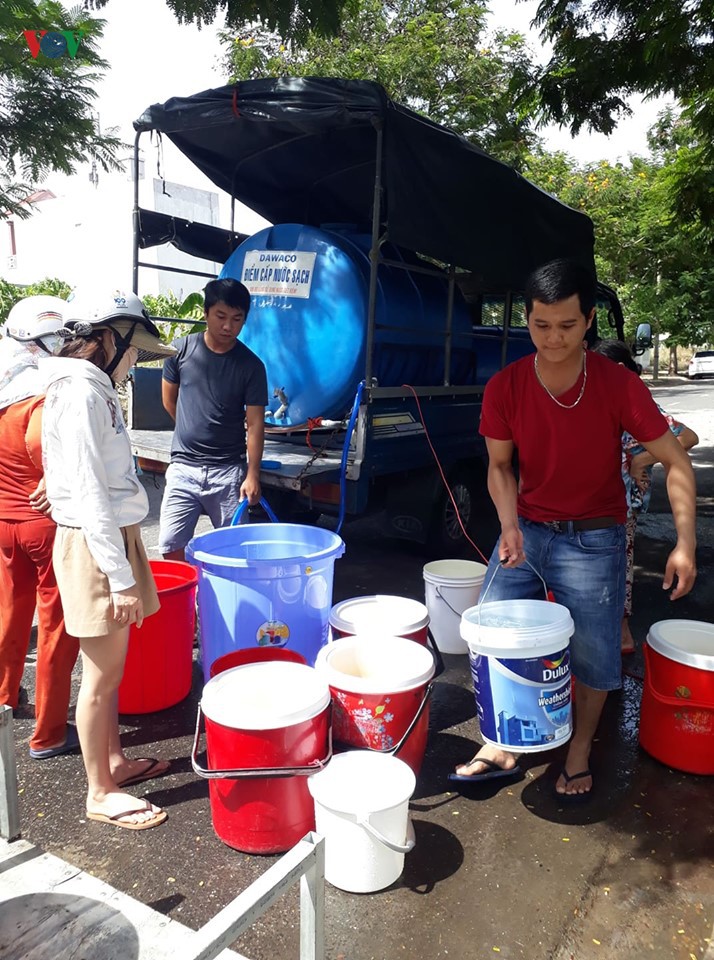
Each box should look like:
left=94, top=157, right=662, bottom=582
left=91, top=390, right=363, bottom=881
left=0, top=518, right=79, bottom=751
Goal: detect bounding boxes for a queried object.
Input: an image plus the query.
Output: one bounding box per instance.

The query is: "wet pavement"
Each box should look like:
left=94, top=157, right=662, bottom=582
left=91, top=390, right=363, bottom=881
left=6, top=381, right=714, bottom=960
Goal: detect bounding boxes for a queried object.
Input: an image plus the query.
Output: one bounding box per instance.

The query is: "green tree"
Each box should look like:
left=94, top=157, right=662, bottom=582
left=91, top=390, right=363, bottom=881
left=86, top=0, right=353, bottom=42
left=143, top=291, right=206, bottom=344
left=225, top=0, right=539, bottom=166
left=1, top=2, right=122, bottom=220
left=524, top=147, right=714, bottom=349
left=525, top=0, right=714, bottom=228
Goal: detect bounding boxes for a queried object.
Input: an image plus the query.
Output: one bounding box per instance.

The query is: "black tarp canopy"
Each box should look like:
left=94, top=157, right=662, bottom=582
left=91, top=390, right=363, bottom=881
left=136, top=209, right=247, bottom=263
left=134, top=77, right=595, bottom=290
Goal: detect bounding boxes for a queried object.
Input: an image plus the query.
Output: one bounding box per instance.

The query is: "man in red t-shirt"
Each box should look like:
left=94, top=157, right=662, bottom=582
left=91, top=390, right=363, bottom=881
left=452, top=260, right=697, bottom=801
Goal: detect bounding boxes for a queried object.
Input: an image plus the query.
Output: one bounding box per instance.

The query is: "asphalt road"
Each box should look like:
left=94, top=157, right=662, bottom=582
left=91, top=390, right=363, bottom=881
left=7, top=379, right=714, bottom=960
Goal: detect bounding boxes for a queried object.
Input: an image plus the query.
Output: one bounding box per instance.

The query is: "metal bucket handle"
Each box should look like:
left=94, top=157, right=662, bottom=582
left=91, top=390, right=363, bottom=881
left=336, top=681, right=433, bottom=761
left=230, top=496, right=279, bottom=526
left=191, top=701, right=333, bottom=780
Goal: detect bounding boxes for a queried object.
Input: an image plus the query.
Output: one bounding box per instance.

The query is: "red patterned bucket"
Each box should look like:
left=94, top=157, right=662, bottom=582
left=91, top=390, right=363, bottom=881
left=316, top=634, right=435, bottom=774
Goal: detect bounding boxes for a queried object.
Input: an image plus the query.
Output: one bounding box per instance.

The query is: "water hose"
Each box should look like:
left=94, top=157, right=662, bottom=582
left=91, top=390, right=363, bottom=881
left=336, top=380, right=365, bottom=535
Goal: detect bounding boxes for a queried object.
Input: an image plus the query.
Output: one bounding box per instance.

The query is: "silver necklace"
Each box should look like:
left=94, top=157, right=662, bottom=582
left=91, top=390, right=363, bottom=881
left=534, top=351, right=588, bottom=409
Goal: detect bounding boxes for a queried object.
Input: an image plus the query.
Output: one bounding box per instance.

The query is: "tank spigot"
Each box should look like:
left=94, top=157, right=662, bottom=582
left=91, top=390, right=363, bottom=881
left=273, top=385, right=289, bottom=419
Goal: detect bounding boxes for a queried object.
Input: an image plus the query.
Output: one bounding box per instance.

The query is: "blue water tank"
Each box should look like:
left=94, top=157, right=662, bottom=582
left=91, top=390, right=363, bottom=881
left=220, top=223, right=476, bottom=426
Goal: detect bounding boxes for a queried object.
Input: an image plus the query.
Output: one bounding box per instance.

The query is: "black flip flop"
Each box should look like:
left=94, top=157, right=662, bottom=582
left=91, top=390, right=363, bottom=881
left=448, top=756, right=523, bottom=784
left=554, top=768, right=593, bottom=804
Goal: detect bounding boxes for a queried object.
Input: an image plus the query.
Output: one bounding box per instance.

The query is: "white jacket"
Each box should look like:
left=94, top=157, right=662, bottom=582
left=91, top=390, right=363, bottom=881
left=41, top=358, right=149, bottom=591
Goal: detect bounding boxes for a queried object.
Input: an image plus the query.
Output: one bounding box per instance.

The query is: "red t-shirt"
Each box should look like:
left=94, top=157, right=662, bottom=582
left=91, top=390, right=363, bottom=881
left=479, top=350, right=668, bottom=523
left=0, top=396, right=45, bottom=522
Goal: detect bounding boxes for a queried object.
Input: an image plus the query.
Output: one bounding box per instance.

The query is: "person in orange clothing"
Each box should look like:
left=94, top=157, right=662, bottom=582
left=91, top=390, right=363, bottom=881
left=0, top=296, right=80, bottom=758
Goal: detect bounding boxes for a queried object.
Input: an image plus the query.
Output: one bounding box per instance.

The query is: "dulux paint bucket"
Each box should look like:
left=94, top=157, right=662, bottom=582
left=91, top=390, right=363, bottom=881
left=307, top=751, right=416, bottom=893
left=461, top=599, right=574, bottom=752
left=193, top=661, right=331, bottom=854
left=423, top=560, right=487, bottom=654
left=640, top=619, right=714, bottom=775
left=329, top=595, right=430, bottom=646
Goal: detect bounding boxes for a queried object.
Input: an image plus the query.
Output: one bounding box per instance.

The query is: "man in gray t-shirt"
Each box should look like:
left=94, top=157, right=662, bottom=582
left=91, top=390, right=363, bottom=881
left=158, top=278, right=268, bottom=560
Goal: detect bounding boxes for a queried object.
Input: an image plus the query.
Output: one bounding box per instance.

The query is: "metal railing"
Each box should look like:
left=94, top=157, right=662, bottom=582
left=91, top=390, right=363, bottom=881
left=0, top=706, right=20, bottom=842
left=182, top=832, right=325, bottom=960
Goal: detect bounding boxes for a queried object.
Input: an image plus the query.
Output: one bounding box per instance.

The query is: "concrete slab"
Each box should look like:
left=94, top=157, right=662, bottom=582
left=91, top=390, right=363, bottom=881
left=0, top=838, right=245, bottom=960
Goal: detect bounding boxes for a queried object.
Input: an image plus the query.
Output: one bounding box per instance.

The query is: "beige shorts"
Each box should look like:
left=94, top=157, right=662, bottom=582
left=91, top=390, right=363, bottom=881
left=53, top=524, right=160, bottom=638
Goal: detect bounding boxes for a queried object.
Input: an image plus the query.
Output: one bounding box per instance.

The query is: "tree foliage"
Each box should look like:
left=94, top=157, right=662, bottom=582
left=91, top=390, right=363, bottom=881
left=85, top=0, right=353, bottom=43
left=527, top=0, right=714, bottom=229
left=226, top=0, right=540, bottom=167
left=1, top=1, right=122, bottom=220
left=524, top=145, right=714, bottom=349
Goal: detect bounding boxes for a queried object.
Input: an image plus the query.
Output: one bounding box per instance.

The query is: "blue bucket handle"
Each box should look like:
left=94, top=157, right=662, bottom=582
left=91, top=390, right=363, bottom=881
left=230, top=496, right=279, bottom=526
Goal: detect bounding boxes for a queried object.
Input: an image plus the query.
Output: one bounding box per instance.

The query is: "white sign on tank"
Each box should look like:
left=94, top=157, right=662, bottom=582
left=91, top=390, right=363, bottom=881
left=241, top=250, right=317, bottom=299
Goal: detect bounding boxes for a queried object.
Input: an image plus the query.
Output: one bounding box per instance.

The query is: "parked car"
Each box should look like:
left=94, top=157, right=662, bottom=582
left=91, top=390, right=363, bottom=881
left=688, top=350, right=714, bottom=379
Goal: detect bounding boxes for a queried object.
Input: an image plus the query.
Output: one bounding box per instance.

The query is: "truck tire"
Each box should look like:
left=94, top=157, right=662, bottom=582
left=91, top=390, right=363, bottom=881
left=428, top=468, right=499, bottom=558
left=428, top=470, right=474, bottom=555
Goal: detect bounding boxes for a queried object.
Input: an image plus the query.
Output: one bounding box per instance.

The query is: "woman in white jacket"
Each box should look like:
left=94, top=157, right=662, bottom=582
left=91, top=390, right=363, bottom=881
left=42, top=291, right=176, bottom=830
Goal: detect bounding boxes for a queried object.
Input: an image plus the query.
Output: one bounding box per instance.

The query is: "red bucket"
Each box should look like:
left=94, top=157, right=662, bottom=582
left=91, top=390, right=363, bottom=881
left=119, top=560, right=198, bottom=714
left=329, top=595, right=430, bottom=646
left=640, top=620, right=714, bottom=776
left=194, top=661, right=331, bottom=853
left=209, top=647, right=307, bottom=678
left=315, top=634, right=435, bottom=775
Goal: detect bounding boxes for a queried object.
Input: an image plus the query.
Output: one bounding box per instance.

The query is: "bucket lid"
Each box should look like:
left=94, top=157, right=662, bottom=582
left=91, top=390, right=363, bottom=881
left=647, top=620, right=714, bottom=670
left=423, top=559, right=487, bottom=585
left=461, top=599, right=574, bottom=654
left=329, top=595, right=429, bottom=635
left=315, top=634, right=435, bottom=694
left=307, top=750, right=416, bottom=813
left=202, top=662, right=330, bottom=729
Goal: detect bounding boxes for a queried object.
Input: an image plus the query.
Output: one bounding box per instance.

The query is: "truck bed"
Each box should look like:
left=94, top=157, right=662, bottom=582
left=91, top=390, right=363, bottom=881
left=130, top=429, right=344, bottom=491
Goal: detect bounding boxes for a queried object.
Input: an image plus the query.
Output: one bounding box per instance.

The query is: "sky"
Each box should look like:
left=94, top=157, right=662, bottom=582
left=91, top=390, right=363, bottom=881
left=0, top=0, right=670, bottom=294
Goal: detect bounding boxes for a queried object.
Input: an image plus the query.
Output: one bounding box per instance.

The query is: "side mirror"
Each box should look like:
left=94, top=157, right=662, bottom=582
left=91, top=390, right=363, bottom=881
left=632, top=322, right=653, bottom=356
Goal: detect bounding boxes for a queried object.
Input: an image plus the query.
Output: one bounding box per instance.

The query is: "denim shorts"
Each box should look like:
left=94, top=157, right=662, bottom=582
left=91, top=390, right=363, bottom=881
left=481, top=518, right=626, bottom=691
left=158, top=459, right=246, bottom=555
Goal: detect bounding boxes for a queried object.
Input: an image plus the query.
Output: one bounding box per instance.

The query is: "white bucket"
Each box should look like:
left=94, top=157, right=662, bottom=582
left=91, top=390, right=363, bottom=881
left=423, top=560, right=487, bottom=654
left=307, top=751, right=416, bottom=892
left=461, top=599, right=575, bottom=752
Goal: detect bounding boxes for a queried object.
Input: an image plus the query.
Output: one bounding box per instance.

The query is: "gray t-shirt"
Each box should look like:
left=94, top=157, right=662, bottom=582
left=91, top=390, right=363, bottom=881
left=163, top=333, right=268, bottom=465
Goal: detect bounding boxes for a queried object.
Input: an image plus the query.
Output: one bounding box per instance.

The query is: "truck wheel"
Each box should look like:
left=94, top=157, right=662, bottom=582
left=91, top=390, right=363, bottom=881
left=428, top=469, right=499, bottom=558
left=428, top=472, right=476, bottom=555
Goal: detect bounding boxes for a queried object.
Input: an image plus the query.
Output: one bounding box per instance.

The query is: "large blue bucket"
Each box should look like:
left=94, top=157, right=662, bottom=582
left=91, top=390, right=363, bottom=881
left=186, top=523, right=345, bottom=682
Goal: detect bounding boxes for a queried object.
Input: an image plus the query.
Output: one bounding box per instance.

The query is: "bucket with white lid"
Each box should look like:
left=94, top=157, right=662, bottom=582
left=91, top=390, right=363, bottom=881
left=192, top=659, right=332, bottom=853
left=307, top=750, right=416, bottom=892
left=329, top=595, right=430, bottom=646
left=640, top=619, right=714, bottom=775
left=461, top=598, right=574, bottom=752
left=423, top=559, right=487, bottom=653
left=315, top=634, right=435, bottom=774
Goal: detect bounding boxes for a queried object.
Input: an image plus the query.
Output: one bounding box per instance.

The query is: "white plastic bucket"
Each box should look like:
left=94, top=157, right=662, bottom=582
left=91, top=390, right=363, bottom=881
left=461, top=599, right=575, bottom=752
left=307, top=751, right=416, bottom=892
left=329, top=595, right=430, bottom=646
left=423, top=560, right=487, bottom=654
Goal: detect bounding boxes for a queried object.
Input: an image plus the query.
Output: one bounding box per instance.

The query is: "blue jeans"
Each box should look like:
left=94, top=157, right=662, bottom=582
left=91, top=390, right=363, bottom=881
left=158, top=459, right=246, bottom=554
left=482, top=519, right=626, bottom=691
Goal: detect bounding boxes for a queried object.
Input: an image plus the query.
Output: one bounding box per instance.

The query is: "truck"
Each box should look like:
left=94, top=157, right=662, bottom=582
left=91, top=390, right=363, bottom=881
left=128, top=77, right=625, bottom=553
